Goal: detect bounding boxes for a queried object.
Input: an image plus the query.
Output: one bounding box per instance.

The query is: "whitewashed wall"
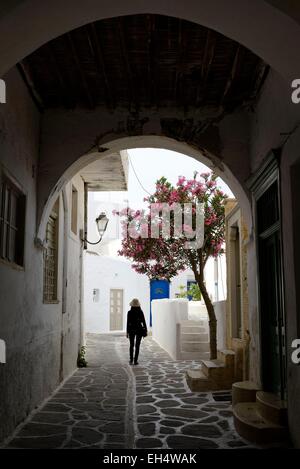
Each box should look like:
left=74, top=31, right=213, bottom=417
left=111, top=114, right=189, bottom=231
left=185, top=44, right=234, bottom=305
left=188, top=301, right=208, bottom=321
left=84, top=254, right=150, bottom=333
left=86, top=194, right=127, bottom=256
left=170, top=269, right=194, bottom=297
left=85, top=194, right=227, bottom=335
left=152, top=299, right=188, bottom=359
left=0, top=69, right=85, bottom=441
left=83, top=249, right=228, bottom=334
left=214, top=300, right=227, bottom=351
left=204, top=254, right=227, bottom=302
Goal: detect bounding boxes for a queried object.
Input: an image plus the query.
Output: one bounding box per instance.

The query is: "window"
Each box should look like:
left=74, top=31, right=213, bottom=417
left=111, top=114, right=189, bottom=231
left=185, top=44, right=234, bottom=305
left=43, top=200, right=59, bottom=303
left=93, top=288, right=100, bottom=303
left=71, top=186, right=78, bottom=235
left=0, top=175, right=26, bottom=267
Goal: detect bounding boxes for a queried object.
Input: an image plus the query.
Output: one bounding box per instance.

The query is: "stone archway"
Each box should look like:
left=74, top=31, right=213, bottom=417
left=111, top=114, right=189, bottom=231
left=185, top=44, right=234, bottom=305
left=37, top=135, right=252, bottom=242
left=37, top=134, right=261, bottom=387
left=0, top=0, right=300, bottom=81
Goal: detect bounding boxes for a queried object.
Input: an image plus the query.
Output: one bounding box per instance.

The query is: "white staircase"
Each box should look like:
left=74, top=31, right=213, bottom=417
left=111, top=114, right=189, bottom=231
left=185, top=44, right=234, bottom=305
left=178, top=319, right=210, bottom=360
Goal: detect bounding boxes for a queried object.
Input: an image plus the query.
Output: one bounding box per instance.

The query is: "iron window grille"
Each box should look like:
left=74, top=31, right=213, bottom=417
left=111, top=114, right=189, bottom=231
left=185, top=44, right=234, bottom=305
left=0, top=175, right=26, bottom=267
left=43, top=202, right=59, bottom=303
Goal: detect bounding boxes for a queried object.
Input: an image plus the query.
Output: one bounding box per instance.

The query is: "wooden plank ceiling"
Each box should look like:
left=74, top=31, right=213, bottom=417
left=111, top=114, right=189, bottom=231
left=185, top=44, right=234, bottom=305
left=19, top=14, right=268, bottom=113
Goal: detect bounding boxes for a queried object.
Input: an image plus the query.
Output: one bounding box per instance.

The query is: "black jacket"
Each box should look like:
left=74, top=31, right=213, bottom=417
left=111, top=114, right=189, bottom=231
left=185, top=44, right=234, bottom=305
left=126, top=307, right=147, bottom=336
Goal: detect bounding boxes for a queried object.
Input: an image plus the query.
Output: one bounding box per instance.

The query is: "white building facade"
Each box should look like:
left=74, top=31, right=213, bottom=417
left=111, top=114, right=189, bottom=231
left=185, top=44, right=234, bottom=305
left=83, top=194, right=227, bottom=334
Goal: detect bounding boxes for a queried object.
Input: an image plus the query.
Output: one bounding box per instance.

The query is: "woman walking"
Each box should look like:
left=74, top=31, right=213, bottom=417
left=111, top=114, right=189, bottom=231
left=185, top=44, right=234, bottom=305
left=126, top=299, right=147, bottom=365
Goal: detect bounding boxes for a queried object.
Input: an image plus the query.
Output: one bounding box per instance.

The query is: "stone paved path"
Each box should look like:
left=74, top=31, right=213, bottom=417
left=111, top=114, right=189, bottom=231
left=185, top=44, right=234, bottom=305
left=3, top=334, right=256, bottom=449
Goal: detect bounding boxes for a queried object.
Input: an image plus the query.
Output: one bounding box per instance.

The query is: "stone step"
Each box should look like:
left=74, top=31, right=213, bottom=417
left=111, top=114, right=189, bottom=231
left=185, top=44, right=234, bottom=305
left=181, top=320, right=208, bottom=326
left=201, top=359, right=235, bottom=388
left=232, top=381, right=261, bottom=406
left=181, top=326, right=207, bottom=334
left=181, top=332, right=209, bottom=342
left=256, top=391, right=288, bottom=426
left=181, top=341, right=210, bottom=352
left=186, top=369, right=219, bottom=392
left=217, top=349, right=235, bottom=367
left=201, top=359, right=225, bottom=378
left=180, top=351, right=210, bottom=361
left=233, top=402, right=288, bottom=444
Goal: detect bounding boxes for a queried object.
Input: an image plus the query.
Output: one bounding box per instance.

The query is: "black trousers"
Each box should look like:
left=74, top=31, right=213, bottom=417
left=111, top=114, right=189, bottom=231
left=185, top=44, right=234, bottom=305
left=129, top=333, right=142, bottom=362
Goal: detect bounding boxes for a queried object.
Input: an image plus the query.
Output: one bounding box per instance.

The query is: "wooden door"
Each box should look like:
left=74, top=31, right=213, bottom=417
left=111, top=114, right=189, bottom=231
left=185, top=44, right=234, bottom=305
left=256, top=178, right=286, bottom=396
left=259, top=231, right=284, bottom=394
left=110, top=289, right=123, bottom=331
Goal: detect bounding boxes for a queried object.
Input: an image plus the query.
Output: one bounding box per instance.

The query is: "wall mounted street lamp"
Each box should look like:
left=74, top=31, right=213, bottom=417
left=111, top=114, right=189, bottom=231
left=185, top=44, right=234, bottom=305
left=82, top=212, right=109, bottom=245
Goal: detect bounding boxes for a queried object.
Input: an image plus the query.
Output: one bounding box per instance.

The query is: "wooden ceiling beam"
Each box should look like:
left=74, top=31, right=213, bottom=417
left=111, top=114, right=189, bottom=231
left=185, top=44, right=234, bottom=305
left=174, top=19, right=182, bottom=102
left=220, top=44, right=243, bottom=105
left=87, top=23, right=114, bottom=109
left=196, top=29, right=217, bottom=105
left=147, top=15, right=152, bottom=106
left=201, top=30, right=217, bottom=82
left=16, top=15, right=265, bottom=113
left=117, top=17, right=137, bottom=109
left=174, top=19, right=188, bottom=108
left=17, top=61, right=44, bottom=111
left=147, top=14, right=158, bottom=107
left=45, top=43, right=74, bottom=108
left=66, top=32, right=94, bottom=109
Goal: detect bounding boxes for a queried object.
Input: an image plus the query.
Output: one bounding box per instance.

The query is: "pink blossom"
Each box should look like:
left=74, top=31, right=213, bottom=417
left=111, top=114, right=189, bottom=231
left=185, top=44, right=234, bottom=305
left=119, top=207, right=129, bottom=216
left=185, top=180, right=195, bottom=190
left=151, top=202, right=164, bottom=212
left=192, top=187, right=203, bottom=196
left=177, top=176, right=186, bottom=186
left=207, top=180, right=217, bottom=189
left=169, top=190, right=179, bottom=203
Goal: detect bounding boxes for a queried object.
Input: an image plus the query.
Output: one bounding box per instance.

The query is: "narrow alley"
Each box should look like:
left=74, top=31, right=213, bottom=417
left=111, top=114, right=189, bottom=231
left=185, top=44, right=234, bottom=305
left=3, top=335, right=258, bottom=450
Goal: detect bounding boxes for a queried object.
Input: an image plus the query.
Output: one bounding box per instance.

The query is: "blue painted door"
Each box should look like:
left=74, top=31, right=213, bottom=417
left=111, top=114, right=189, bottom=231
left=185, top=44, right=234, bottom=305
left=150, top=279, right=170, bottom=327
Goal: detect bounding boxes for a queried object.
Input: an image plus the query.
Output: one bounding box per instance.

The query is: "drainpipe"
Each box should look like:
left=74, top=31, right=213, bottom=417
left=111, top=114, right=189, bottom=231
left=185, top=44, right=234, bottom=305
left=79, top=245, right=85, bottom=347
left=84, top=182, right=88, bottom=251
left=79, top=183, right=88, bottom=347
left=60, top=189, right=69, bottom=381
left=214, top=257, right=219, bottom=302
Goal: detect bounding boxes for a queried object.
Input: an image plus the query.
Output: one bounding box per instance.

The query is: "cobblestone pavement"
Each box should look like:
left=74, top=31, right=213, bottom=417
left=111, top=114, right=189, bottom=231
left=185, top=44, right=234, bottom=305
left=4, top=334, right=256, bottom=449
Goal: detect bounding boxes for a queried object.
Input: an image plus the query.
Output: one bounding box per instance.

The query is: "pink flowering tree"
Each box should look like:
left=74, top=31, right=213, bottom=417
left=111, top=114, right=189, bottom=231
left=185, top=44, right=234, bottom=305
left=114, top=172, right=227, bottom=359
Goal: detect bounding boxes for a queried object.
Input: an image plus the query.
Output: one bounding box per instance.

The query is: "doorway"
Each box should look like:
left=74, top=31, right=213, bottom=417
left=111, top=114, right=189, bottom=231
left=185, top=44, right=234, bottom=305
left=251, top=156, right=286, bottom=396
left=110, top=289, right=124, bottom=331
left=230, top=224, right=242, bottom=339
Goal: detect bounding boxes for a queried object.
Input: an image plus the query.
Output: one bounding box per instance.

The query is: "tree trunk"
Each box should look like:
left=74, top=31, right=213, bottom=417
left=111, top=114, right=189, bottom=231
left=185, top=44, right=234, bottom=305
left=198, top=280, right=217, bottom=360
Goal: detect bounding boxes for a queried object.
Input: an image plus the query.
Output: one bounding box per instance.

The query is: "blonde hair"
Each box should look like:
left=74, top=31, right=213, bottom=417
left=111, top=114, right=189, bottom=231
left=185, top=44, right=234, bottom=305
left=130, top=298, right=140, bottom=307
